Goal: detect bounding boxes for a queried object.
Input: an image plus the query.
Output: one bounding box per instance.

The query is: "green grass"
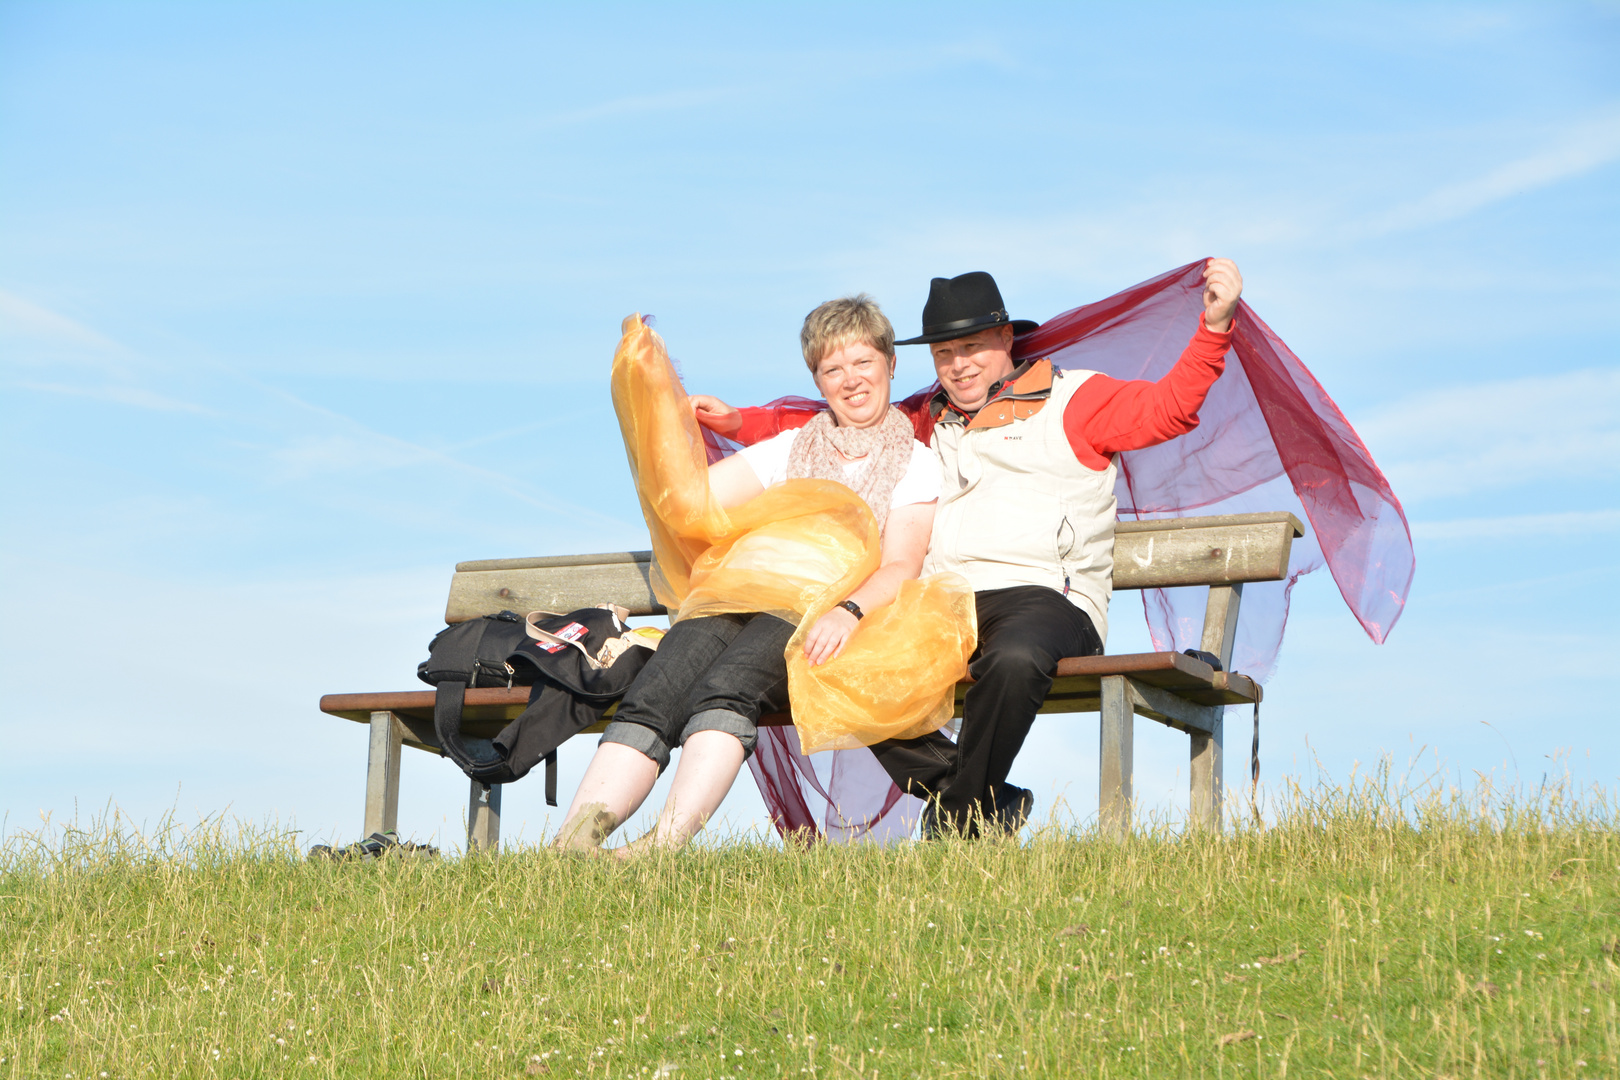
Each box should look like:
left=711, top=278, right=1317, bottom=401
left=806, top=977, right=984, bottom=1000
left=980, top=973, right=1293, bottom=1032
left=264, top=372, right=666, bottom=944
left=4, top=773, right=1618, bottom=1079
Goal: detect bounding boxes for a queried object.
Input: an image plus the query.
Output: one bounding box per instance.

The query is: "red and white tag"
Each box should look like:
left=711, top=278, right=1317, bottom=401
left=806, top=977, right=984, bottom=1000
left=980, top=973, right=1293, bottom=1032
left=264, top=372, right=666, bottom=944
left=536, top=621, right=589, bottom=653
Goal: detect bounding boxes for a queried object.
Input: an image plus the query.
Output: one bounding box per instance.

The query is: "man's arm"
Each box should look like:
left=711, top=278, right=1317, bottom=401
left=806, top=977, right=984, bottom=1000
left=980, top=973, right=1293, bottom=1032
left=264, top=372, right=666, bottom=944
left=691, top=390, right=938, bottom=446
left=1062, top=258, right=1242, bottom=469
left=690, top=394, right=821, bottom=445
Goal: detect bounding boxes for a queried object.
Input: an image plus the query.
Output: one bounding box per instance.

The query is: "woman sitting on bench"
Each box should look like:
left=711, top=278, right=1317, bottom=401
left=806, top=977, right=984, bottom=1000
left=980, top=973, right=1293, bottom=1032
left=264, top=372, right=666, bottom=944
left=554, top=295, right=941, bottom=856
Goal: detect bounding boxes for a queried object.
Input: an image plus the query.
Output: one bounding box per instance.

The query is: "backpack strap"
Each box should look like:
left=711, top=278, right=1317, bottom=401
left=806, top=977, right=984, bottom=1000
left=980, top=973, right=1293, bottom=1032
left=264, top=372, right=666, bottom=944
left=545, top=750, right=558, bottom=807
left=432, top=680, right=469, bottom=766
left=435, top=680, right=505, bottom=780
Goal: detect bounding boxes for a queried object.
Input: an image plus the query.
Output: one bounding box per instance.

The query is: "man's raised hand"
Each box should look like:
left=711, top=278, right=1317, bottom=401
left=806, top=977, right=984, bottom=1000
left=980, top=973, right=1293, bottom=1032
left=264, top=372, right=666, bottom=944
left=1202, top=258, right=1243, bottom=334
left=689, top=394, right=742, bottom=437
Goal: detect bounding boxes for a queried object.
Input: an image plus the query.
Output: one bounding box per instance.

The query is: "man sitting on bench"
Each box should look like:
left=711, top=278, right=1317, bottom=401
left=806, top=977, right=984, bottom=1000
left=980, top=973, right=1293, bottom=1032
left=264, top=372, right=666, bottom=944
left=693, top=258, right=1245, bottom=836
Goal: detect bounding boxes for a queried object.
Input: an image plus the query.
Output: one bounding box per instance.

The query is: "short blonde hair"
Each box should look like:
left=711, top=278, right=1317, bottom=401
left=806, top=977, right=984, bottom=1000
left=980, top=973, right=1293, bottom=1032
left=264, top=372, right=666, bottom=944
left=800, top=294, right=895, bottom=373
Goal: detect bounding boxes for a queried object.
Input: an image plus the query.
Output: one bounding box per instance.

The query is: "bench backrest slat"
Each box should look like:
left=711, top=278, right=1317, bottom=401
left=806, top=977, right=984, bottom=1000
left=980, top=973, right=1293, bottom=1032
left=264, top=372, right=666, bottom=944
left=442, top=511, right=1305, bottom=624
left=447, top=559, right=666, bottom=623
left=1112, top=512, right=1301, bottom=590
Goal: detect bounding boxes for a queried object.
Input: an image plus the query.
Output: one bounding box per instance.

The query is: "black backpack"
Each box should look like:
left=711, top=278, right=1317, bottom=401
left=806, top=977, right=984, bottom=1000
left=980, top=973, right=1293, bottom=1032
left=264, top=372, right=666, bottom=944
left=417, top=608, right=656, bottom=804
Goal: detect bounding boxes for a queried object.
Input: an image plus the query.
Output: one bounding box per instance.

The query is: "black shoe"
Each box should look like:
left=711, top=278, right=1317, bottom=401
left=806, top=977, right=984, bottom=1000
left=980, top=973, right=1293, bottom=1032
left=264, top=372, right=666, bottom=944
left=919, top=800, right=945, bottom=840
left=919, top=787, right=1032, bottom=840
left=992, top=785, right=1034, bottom=835
left=919, top=800, right=971, bottom=840
left=306, top=831, right=439, bottom=862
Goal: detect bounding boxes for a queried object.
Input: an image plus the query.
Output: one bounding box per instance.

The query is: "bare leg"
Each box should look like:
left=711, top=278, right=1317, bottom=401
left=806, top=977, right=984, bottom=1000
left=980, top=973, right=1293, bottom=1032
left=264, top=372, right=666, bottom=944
left=616, top=730, right=746, bottom=858
left=552, top=742, right=660, bottom=852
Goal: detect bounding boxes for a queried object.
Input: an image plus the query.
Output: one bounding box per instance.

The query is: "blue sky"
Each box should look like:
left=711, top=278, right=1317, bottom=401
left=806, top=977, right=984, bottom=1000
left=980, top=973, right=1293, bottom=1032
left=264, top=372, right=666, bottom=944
left=2, top=3, right=1617, bottom=849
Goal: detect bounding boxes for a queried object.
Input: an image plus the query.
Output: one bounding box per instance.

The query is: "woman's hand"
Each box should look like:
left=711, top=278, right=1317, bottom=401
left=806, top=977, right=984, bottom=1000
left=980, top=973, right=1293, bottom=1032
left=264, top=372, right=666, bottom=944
left=802, top=606, right=860, bottom=666
left=690, top=394, right=742, bottom=437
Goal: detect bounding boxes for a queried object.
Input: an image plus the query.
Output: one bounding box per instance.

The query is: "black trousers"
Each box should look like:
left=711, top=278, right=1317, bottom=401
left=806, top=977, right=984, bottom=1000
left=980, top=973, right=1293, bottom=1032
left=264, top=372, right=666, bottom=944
left=601, top=612, right=795, bottom=773
left=870, top=585, right=1102, bottom=828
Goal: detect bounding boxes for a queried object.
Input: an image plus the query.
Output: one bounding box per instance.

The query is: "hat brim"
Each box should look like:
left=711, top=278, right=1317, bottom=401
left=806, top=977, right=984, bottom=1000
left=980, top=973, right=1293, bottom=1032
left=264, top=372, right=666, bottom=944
left=896, top=318, right=1039, bottom=347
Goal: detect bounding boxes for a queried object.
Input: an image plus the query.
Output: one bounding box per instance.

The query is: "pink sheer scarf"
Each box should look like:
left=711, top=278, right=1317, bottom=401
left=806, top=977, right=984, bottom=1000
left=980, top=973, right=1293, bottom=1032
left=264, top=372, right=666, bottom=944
left=702, top=259, right=1413, bottom=842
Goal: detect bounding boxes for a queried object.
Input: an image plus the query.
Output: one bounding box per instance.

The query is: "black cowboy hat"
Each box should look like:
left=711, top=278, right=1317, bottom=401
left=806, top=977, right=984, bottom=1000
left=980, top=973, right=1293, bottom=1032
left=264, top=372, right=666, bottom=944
left=894, top=271, right=1038, bottom=346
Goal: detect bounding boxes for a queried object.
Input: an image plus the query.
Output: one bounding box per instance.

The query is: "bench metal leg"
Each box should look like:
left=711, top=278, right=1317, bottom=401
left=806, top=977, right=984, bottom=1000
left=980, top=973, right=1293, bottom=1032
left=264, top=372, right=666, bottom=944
left=1193, top=581, right=1241, bottom=833
left=468, top=782, right=502, bottom=853
left=1099, top=675, right=1133, bottom=841
left=1200, top=582, right=1244, bottom=669
left=363, top=710, right=403, bottom=838
left=1189, top=714, right=1224, bottom=832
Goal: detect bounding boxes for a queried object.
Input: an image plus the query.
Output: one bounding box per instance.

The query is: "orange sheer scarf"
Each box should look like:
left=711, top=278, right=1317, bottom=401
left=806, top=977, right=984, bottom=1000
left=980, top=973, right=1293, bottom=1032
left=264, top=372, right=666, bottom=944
left=611, top=314, right=976, bottom=753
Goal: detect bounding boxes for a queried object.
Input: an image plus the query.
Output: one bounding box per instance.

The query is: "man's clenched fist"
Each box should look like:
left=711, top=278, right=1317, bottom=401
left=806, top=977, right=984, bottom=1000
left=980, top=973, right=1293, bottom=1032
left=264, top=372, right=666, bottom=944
left=1202, top=258, right=1243, bottom=334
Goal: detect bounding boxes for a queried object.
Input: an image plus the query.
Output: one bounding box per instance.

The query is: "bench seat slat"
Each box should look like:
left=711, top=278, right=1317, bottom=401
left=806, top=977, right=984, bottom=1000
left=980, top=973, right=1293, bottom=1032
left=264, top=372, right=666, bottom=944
left=319, top=650, right=1259, bottom=756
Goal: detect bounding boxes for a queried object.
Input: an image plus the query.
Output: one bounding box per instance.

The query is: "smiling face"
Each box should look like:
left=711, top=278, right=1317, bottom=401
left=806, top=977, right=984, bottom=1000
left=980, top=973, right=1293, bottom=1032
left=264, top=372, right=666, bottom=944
left=929, top=325, right=1017, bottom=414
left=814, top=340, right=895, bottom=429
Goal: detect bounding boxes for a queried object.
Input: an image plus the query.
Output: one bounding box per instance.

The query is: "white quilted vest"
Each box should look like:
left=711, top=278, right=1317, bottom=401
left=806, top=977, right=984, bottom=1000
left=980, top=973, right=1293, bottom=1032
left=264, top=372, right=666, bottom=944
left=923, top=363, right=1118, bottom=644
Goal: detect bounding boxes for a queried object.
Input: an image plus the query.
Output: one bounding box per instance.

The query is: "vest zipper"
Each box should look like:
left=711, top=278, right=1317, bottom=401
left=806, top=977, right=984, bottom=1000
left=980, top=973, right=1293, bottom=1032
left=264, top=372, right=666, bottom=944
left=1056, top=517, right=1076, bottom=595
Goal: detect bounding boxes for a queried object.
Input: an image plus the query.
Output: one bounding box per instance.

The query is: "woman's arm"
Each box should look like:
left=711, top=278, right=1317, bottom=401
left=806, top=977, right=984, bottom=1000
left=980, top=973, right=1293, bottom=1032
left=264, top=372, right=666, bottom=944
left=802, top=500, right=936, bottom=667
left=706, top=452, right=766, bottom=509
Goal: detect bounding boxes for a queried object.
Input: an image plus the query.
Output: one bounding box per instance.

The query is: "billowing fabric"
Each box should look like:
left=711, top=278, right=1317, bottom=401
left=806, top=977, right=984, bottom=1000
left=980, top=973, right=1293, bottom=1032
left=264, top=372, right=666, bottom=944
left=1014, top=260, right=1413, bottom=678
left=717, top=261, right=1414, bottom=841
left=610, top=315, right=976, bottom=767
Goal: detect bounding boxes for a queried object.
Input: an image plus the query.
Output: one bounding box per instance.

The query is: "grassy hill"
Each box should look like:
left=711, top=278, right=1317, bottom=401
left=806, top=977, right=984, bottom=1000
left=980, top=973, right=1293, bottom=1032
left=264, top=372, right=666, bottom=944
left=4, top=776, right=1616, bottom=1078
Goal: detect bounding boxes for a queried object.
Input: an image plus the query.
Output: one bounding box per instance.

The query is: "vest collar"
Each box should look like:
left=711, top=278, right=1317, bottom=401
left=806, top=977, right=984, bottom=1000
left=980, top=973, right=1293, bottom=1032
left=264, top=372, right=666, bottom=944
left=931, top=358, right=1055, bottom=430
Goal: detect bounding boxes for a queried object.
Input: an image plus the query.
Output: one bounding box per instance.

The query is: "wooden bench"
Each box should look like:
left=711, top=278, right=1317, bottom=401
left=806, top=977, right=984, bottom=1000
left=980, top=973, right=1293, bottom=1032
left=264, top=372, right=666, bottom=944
left=321, top=511, right=1303, bottom=850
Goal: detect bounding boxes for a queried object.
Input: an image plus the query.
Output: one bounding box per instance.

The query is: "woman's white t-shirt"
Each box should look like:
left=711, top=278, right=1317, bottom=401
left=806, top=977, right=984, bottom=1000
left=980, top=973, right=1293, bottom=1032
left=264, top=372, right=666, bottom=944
left=737, top=428, right=940, bottom=510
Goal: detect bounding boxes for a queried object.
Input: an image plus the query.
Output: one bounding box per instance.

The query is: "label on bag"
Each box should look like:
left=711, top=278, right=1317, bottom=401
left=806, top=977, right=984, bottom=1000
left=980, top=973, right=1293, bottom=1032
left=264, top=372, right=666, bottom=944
left=537, top=621, right=589, bottom=653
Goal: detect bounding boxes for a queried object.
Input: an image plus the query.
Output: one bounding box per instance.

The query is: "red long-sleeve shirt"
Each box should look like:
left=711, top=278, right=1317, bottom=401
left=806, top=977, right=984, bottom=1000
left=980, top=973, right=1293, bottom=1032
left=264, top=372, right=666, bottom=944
left=1061, top=312, right=1231, bottom=468
left=724, top=314, right=1232, bottom=467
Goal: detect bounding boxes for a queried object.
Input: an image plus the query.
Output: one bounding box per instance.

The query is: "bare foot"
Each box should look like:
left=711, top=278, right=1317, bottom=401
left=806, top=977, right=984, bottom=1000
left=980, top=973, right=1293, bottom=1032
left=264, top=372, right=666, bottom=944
left=611, top=829, right=689, bottom=862
left=552, top=802, right=618, bottom=853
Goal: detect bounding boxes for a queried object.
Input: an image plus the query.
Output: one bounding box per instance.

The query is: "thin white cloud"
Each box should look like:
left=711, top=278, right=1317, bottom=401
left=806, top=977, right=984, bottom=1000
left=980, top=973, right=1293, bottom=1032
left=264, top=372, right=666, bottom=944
left=843, top=103, right=1620, bottom=298
left=1356, top=368, right=1620, bottom=501
left=1413, top=509, right=1620, bottom=542
left=246, top=379, right=631, bottom=529
left=1357, top=107, right=1620, bottom=238
left=0, top=289, right=125, bottom=352
left=17, top=381, right=216, bottom=415
left=267, top=433, right=438, bottom=480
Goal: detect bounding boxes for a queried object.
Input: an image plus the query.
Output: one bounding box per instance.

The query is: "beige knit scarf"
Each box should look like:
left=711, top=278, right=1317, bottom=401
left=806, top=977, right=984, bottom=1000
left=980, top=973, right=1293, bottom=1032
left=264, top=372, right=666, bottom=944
left=785, top=405, right=915, bottom=535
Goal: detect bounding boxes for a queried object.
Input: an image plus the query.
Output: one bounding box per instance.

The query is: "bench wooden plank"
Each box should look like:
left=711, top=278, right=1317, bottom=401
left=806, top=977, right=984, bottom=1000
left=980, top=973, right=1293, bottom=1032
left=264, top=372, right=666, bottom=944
left=319, top=650, right=1255, bottom=725
left=440, top=512, right=1306, bottom=625
left=320, top=647, right=1259, bottom=767
left=446, top=558, right=666, bottom=623
left=1112, top=513, right=1302, bottom=589
left=1114, top=511, right=1303, bottom=534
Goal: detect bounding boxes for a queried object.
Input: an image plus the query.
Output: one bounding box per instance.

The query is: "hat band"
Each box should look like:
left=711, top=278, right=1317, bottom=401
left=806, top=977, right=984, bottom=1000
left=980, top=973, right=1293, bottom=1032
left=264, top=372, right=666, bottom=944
left=920, top=310, right=1008, bottom=338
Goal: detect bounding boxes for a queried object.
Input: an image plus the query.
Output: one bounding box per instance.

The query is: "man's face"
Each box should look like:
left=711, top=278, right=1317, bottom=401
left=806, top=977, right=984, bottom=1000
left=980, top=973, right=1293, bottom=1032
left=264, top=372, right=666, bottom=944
left=930, top=325, right=1017, bottom=414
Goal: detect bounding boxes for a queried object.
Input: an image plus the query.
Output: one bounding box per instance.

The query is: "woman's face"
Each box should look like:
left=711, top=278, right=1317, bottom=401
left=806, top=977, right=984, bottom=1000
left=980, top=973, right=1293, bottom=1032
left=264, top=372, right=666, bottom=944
left=813, top=341, right=894, bottom=429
